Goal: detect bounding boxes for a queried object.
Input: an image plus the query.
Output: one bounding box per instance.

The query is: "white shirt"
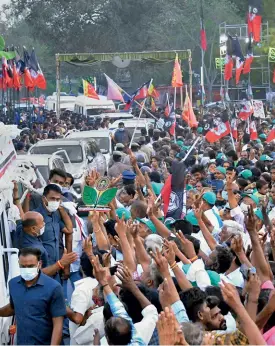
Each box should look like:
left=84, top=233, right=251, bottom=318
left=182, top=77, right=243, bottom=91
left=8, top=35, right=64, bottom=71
left=101, top=304, right=158, bottom=345
left=69, top=277, right=99, bottom=344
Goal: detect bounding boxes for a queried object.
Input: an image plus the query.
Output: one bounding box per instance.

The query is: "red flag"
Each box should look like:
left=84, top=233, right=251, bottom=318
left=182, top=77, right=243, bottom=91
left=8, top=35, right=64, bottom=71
left=13, top=63, right=21, bottom=90
left=164, top=99, right=171, bottom=117
left=224, top=55, right=233, bottom=81
left=182, top=91, right=198, bottom=128
left=24, top=68, right=34, bottom=88
left=161, top=175, right=172, bottom=216
left=135, top=85, right=148, bottom=100
left=83, top=79, right=99, bottom=99
left=243, top=39, right=254, bottom=74
left=243, top=55, right=254, bottom=74
left=239, top=101, right=253, bottom=121
left=205, top=121, right=231, bottom=143
left=235, top=57, right=244, bottom=85
left=231, top=118, right=238, bottom=139
left=200, top=0, right=207, bottom=51
left=267, top=127, right=275, bottom=143
left=249, top=120, right=258, bottom=140
left=248, top=0, right=263, bottom=43
left=171, top=54, right=183, bottom=87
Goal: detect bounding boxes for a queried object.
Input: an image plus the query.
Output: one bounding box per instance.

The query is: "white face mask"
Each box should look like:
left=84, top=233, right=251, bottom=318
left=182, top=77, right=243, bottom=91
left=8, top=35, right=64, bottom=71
left=240, top=202, right=249, bottom=213
left=221, top=191, right=228, bottom=201
left=46, top=200, right=60, bottom=213
left=39, top=226, right=45, bottom=236
left=20, top=266, right=39, bottom=281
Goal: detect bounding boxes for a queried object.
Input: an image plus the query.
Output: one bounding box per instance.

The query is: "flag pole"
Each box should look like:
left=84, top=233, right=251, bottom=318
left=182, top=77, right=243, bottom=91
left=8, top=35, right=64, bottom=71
left=188, top=50, right=193, bottom=105
left=181, top=136, right=201, bottom=162
left=185, top=84, right=190, bottom=129
left=106, top=76, right=158, bottom=121
left=129, top=79, right=153, bottom=147
left=129, top=100, right=146, bottom=148
left=180, top=86, right=183, bottom=109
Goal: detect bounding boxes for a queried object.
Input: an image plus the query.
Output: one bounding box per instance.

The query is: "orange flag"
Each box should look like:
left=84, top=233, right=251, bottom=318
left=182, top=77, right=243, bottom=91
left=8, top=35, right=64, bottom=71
left=151, top=98, right=156, bottom=112
left=83, top=79, right=99, bottom=100
left=182, top=91, right=198, bottom=128
left=171, top=54, right=183, bottom=87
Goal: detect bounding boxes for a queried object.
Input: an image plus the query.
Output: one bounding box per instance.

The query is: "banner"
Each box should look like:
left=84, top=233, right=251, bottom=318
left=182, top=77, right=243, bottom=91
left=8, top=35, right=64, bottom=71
left=268, top=47, right=275, bottom=63
left=252, top=100, right=265, bottom=118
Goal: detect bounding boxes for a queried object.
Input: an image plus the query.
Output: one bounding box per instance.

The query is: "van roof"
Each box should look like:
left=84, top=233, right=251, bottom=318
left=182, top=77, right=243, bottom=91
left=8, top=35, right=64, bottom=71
left=67, top=130, right=111, bottom=139
left=30, top=138, right=95, bottom=147
left=75, top=95, right=115, bottom=108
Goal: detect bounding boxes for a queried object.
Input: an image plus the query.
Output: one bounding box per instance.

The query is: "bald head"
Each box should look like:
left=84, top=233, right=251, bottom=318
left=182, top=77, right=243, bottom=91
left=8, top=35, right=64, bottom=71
left=22, top=212, right=44, bottom=236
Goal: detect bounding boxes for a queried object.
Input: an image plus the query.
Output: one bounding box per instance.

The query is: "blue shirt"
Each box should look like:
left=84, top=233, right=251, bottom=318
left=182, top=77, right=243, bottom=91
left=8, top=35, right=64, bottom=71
left=106, top=292, right=145, bottom=345
left=9, top=272, right=66, bottom=345
left=34, top=204, right=65, bottom=265
left=14, top=223, right=49, bottom=268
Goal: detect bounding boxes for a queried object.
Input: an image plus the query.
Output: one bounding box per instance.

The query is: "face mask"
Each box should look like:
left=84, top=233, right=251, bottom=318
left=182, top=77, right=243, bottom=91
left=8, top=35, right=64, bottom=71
left=221, top=191, right=228, bottom=201
left=39, top=226, right=45, bottom=236
left=20, top=266, right=39, bottom=281
left=46, top=200, right=60, bottom=213
left=240, top=202, right=249, bottom=213
left=62, top=187, right=70, bottom=194
left=118, top=128, right=124, bottom=132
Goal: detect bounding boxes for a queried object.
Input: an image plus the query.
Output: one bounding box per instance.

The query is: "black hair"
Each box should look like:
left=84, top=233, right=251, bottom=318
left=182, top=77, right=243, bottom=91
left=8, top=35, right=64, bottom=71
left=119, top=284, right=162, bottom=323
left=205, top=286, right=230, bottom=315
left=206, top=246, right=234, bottom=274
left=149, top=171, right=161, bottom=183
left=172, top=220, right=193, bottom=235
left=105, top=317, right=132, bottom=345
left=49, top=168, right=67, bottom=181
left=66, top=172, right=74, bottom=186
left=184, top=235, right=200, bottom=255
left=140, top=128, right=147, bottom=136
left=19, top=247, right=41, bottom=261
left=80, top=251, right=103, bottom=278
left=180, top=287, right=206, bottom=323
left=236, top=178, right=249, bottom=189
left=191, top=164, right=205, bottom=175
left=256, top=179, right=268, bottom=190
left=43, top=184, right=62, bottom=196
left=206, top=295, right=220, bottom=309
left=104, top=219, right=118, bottom=238
left=226, top=150, right=238, bottom=161
left=124, top=185, right=136, bottom=198
left=208, top=150, right=216, bottom=160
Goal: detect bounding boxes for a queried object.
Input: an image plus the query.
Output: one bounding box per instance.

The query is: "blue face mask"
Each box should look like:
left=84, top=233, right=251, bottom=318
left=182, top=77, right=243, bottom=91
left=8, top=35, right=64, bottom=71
left=119, top=128, right=124, bottom=132
left=221, top=191, right=228, bottom=201
left=62, top=187, right=70, bottom=194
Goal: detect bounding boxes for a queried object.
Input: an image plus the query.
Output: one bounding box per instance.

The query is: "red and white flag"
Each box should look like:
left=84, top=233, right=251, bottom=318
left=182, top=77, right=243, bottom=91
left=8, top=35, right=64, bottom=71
left=249, top=120, right=258, bottom=140
left=239, top=101, right=253, bottom=121
left=267, top=126, right=275, bottom=143
left=205, top=120, right=231, bottom=143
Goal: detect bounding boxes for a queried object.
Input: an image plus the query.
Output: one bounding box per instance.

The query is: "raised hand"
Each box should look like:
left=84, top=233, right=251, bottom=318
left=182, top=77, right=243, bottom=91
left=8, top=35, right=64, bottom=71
left=92, top=255, right=108, bottom=286
left=245, top=205, right=257, bottom=234
left=176, top=231, right=196, bottom=259
left=60, top=248, right=78, bottom=266
left=115, top=264, right=136, bottom=291
left=82, top=235, right=94, bottom=258
left=150, top=248, right=170, bottom=278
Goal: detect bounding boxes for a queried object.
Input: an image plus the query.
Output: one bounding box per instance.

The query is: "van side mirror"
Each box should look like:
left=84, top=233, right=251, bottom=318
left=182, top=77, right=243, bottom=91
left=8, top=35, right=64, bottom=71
left=87, top=155, right=94, bottom=163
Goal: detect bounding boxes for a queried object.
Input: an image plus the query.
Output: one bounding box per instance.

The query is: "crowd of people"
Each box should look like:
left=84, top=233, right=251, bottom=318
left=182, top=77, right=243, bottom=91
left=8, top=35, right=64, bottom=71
left=2, top=104, right=275, bottom=345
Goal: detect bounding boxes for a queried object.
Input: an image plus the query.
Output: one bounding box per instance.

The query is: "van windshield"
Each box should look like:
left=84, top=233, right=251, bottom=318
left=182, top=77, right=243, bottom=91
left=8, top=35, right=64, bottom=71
left=31, top=145, right=83, bottom=163
left=93, top=137, right=109, bottom=152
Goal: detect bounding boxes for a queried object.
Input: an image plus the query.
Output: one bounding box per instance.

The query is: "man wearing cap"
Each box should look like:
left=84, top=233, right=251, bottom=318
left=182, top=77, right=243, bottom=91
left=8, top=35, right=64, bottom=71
left=113, top=122, right=131, bottom=146
left=201, top=192, right=223, bottom=230
left=139, top=136, right=153, bottom=161
left=108, top=143, right=126, bottom=168
left=123, top=142, right=148, bottom=165
left=107, top=152, right=132, bottom=182
left=260, top=154, right=273, bottom=163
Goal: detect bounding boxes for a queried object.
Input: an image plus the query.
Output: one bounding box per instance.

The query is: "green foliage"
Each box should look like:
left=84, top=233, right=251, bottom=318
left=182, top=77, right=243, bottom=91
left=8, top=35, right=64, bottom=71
left=1, top=0, right=275, bottom=92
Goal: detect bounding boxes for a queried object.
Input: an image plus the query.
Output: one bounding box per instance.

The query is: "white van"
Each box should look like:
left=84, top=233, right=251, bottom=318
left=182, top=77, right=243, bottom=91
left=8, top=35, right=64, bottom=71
left=0, top=125, right=26, bottom=344
left=45, top=93, right=76, bottom=112
left=66, top=130, right=112, bottom=166
left=74, top=95, right=115, bottom=116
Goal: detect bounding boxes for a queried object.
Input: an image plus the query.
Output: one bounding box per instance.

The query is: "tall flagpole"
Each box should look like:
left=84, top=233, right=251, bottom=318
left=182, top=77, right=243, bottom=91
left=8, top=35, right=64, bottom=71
left=129, top=79, right=153, bottom=147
